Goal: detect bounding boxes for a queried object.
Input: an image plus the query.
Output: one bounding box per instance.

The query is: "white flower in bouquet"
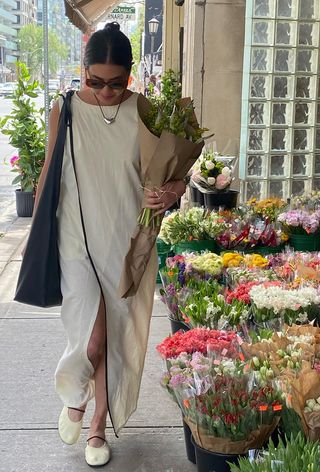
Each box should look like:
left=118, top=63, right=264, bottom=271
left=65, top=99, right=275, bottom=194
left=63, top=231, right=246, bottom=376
left=207, top=177, right=216, bottom=185
left=221, top=166, right=231, bottom=177
left=205, top=160, right=216, bottom=170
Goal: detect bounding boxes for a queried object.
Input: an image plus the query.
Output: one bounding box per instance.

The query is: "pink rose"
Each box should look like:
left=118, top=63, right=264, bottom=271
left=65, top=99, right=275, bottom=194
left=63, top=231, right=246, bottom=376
left=215, top=174, right=231, bottom=190
left=10, top=155, right=19, bottom=166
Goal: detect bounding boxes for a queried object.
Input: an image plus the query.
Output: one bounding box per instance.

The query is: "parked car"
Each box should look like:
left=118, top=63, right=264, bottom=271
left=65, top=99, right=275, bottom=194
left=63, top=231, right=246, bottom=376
left=0, top=82, right=17, bottom=97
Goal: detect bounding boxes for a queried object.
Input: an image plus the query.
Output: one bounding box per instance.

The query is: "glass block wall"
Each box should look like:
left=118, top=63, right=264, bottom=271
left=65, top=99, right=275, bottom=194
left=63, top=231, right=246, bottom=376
left=239, top=0, right=320, bottom=201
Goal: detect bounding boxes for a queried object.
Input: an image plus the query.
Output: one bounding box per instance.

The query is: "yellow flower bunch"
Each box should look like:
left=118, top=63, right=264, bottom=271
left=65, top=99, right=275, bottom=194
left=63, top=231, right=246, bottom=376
left=222, top=252, right=244, bottom=268
left=247, top=197, right=287, bottom=222
left=188, top=252, right=223, bottom=276
left=244, top=254, right=269, bottom=268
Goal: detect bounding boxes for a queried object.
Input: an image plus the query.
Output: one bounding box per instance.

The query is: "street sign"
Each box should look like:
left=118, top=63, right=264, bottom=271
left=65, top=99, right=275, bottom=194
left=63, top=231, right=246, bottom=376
left=106, top=5, right=136, bottom=21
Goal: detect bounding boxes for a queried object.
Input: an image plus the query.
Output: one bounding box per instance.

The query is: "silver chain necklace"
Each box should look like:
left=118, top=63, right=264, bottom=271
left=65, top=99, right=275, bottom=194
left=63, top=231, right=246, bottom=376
left=93, top=90, right=125, bottom=125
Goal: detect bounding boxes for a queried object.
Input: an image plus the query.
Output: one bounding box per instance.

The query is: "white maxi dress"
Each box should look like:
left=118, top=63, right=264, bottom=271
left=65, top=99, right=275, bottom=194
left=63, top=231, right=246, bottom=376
left=55, top=92, right=158, bottom=435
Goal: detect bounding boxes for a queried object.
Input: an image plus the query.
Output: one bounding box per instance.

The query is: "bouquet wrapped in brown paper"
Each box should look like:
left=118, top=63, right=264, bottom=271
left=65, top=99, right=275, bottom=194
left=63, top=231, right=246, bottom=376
left=160, top=349, right=283, bottom=455
left=291, top=370, right=320, bottom=441
left=118, top=93, right=205, bottom=298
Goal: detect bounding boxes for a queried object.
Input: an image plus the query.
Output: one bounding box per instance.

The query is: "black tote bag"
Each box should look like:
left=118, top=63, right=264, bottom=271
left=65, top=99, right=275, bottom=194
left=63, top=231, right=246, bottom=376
left=14, top=91, right=74, bottom=307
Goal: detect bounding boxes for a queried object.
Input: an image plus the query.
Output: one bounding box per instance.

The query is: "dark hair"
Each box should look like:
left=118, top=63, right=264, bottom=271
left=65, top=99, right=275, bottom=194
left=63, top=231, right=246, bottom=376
left=84, top=22, right=133, bottom=73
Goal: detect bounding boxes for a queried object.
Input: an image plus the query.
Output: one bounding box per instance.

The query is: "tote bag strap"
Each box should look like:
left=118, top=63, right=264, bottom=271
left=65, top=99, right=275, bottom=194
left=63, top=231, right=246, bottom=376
left=64, top=94, right=104, bottom=294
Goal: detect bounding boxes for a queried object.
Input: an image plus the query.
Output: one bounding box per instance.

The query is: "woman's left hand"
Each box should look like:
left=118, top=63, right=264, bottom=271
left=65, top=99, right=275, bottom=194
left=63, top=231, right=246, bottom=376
left=143, top=180, right=186, bottom=215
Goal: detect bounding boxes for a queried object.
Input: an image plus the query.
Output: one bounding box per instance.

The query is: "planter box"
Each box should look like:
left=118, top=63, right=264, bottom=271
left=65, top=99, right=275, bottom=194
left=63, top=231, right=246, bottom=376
left=16, top=189, right=35, bottom=217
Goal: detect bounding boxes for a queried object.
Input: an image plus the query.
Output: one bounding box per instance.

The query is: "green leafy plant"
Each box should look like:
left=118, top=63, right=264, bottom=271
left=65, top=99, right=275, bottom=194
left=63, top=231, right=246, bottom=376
left=0, top=62, right=45, bottom=192
left=229, top=433, right=320, bottom=471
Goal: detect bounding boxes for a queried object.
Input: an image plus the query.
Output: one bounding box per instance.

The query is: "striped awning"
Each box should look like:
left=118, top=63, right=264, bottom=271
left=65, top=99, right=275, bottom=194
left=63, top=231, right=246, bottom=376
left=64, top=0, right=120, bottom=33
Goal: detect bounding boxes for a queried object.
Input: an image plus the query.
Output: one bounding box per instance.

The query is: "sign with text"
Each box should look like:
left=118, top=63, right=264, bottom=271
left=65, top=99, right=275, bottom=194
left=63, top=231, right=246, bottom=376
left=106, top=5, right=136, bottom=21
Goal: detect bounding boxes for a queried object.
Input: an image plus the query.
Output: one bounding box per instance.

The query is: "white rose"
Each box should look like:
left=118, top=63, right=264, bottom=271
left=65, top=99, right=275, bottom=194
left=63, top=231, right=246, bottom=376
left=222, top=166, right=231, bottom=176
left=207, top=177, right=216, bottom=185
left=205, top=161, right=215, bottom=170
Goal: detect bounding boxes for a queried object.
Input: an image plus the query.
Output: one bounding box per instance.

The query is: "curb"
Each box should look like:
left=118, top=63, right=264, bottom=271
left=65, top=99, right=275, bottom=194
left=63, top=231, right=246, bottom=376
left=0, top=217, right=31, bottom=277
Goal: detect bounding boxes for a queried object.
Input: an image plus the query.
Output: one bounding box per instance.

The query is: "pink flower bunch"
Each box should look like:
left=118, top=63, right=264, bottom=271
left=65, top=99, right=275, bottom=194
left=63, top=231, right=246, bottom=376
left=278, top=209, right=320, bottom=234
left=225, top=281, right=259, bottom=304
left=156, top=328, right=238, bottom=359
left=10, top=155, right=19, bottom=167
left=166, top=254, right=186, bottom=268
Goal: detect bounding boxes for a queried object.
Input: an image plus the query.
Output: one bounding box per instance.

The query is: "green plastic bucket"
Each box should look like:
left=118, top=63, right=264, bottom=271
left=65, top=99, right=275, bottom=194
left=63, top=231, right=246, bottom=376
left=290, top=234, right=320, bottom=252
left=242, top=244, right=285, bottom=256
left=174, top=239, right=217, bottom=255
left=156, top=239, right=173, bottom=283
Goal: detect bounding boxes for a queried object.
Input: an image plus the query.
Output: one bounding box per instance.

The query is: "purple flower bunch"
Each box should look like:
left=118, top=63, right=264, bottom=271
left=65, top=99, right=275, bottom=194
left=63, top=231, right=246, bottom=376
left=278, top=209, right=320, bottom=235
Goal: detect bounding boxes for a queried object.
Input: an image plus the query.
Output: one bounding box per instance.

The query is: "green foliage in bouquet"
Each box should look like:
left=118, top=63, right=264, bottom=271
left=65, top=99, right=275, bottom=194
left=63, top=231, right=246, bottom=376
left=200, top=150, right=225, bottom=178
left=229, top=433, right=319, bottom=472
left=145, top=69, right=208, bottom=143
left=159, top=208, right=226, bottom=245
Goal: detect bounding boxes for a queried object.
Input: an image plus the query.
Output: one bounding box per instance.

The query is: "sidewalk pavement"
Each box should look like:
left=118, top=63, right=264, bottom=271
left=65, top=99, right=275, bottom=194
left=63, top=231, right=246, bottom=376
left=0, top=218, right=196, bottom=472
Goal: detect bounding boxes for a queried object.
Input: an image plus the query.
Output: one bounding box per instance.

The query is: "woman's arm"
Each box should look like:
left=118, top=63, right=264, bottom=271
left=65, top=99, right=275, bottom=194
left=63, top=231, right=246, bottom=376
left=33, top=100, right=60, bottom=215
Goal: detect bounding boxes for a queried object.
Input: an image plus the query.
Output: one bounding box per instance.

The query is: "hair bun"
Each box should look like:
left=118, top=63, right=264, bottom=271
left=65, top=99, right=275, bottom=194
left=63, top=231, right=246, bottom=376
left=104, top=22, right=120, bottom=32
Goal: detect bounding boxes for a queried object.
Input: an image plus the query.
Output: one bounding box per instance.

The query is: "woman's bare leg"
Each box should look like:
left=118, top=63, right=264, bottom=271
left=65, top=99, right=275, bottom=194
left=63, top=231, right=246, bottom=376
left=86, top=294, right=108, bottom=447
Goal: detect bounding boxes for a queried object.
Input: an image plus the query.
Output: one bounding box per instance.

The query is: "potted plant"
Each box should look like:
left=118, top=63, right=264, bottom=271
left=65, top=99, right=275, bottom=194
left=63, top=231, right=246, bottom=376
left=0, top=62, right=45, bottom=217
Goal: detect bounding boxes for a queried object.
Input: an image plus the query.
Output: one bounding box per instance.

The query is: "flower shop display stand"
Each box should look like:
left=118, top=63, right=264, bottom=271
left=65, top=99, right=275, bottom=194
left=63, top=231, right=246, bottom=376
left=241, top=244, right=285, bottom=256
left=15, top=189, right=35, bottom=217
left=169, top=316, right=190, bottom=334
left=204, top=190, right=239, bottom=211
left=156, top=239, right=174, bottom=283
left=191, top=436, right=246, bottom=472
left=290, top=233, right=320, bottom=251
left=190, top=182, right=205, bottom=206
left=174, top=240, right=217, bottom=255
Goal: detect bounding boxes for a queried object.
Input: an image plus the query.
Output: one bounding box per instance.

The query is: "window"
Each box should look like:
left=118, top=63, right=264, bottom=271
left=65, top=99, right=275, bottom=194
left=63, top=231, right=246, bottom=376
left=240, top=0, right=320, bottom=200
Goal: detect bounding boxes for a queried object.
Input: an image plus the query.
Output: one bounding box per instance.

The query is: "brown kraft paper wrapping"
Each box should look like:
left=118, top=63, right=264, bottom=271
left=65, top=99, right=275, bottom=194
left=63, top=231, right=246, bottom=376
left=291, top=370, right=320, bottom=441
left=184, top=417, right=279, bottom=455
left=118, top=94, right=204, bottom=298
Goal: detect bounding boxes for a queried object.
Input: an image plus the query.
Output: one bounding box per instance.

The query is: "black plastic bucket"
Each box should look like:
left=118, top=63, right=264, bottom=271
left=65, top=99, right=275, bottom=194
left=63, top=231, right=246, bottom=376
left=191, top=436, right=247, bottom=472
left=204, top=190, right=238, bottom=210
left=168, top=316, right=190, bottom=334
left=182, top=418, right=196, bottom=464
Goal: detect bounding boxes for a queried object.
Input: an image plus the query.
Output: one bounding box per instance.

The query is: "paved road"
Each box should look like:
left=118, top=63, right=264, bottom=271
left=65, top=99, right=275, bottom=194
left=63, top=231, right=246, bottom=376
left=0, top=94, right=45, bottom=233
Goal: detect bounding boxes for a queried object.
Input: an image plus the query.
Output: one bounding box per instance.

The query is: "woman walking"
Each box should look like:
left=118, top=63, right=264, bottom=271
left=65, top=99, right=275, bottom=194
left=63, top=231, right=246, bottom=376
left=35, top=23, right=186, bottom=467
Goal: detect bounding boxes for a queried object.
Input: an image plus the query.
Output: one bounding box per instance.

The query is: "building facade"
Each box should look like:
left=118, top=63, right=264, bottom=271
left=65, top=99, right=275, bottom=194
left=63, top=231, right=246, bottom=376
left=166, top=0, right=320, bottom=201
left=0, top=0, right=18, bottom=78
left=14, top=0, right=36, bottom=30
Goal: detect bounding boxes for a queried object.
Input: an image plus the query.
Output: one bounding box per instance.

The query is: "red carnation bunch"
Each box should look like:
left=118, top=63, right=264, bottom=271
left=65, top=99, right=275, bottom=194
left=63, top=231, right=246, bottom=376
left=156, top=328, right=238, bottom=359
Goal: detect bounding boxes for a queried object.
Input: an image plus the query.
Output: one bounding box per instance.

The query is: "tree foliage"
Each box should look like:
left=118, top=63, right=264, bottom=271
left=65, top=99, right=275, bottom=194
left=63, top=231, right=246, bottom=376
left=18, top=24, right=68, bottom=80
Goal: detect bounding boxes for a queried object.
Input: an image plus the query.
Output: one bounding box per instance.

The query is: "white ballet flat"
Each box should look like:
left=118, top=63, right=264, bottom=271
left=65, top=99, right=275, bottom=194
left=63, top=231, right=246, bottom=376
left=58, top=406, right=85, bottom=445
left=85, top=436, right=111, bottom=467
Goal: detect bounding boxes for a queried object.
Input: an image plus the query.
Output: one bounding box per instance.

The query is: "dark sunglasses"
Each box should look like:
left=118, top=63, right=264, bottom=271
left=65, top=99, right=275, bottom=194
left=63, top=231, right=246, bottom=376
left=85, top=76, right=126, bottom=90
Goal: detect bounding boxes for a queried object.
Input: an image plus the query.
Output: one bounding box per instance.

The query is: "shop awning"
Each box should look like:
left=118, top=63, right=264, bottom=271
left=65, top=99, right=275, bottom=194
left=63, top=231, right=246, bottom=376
left=64, top=0, right=120, bottom=33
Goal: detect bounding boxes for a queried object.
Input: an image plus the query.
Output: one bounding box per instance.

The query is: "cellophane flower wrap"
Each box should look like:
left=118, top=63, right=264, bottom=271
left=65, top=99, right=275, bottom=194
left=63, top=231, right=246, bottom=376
left=277, top=209, right=320, bottom=235
left=118, top=94, right=205, bottom=298
left=157, top=330, right=283, bottom=454
left=159, top=208, right=227, bottom=245
left=191, top=149, right=235, bottom=193
left=159, top=254, right=222, bottom=321
left=249, top=285, right=320, bottom=326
